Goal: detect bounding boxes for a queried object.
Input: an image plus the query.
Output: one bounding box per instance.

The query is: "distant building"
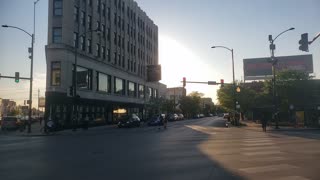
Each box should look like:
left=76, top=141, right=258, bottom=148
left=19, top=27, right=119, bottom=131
left=166, top=87, right=186, bottom=105
left=45, top=0, right=165, bottom=127
left=0, top=99, right=17, bottom=116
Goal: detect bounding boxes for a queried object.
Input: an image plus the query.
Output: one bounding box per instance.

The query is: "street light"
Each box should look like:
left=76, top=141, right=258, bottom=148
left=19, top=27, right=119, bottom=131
left=268, top=27, right=295, bottom=129
left=72, top=28, right=101, bottom=131
left=2, top=24, right=33, bottom=133
left=211, top=45, right=236, bottom=114
left=2, top=0, right=40, bottom=133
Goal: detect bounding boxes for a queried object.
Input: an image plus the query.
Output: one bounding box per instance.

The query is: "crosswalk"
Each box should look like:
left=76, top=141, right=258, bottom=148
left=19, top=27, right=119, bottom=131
left=186, top=125, right=320, bottom=180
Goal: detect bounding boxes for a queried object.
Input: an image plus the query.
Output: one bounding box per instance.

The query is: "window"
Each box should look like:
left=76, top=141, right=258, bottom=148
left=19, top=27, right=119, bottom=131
left=114, top=32, right=117, bottom=45
left=97, top=0, right=101, bottom=13
left=128, top=81, right=136, bottom=97
left=114, top=77, right=125, bottom=95
left=138, top=85, right=144, bottom=98
left=73, top=32, right=78, bottom=48
left=74, top=6, right=79, bottom=22
left=87, top=39, right=92, bottom=53
left=122, top=55, right=125, bottom=68
left=106, top=48, right=110, bottom=61
left=80, top=36, right=85, bottom=51
left=81, top=11, right=85, bottom=25
left=96, top=21, right=100, bottom=30
left=74, top=66, right=92, bottom=90
left=102, top=46, right=105, bottom=59
left=96, top=43, right=100, bottom=57
left=52, top=27, right=62, bottom=43
left=107, top=28, right=110, bottom=41
left=87, top=15, right=92, bottom=30
left=51, top=61, right=61, bottom=86
left=97, top=72, right=111, bottom=93
left=107, top=7, right=110, bottom=20
left=53, top=0, right=62, bottom=16
left=148, top=87, right=153, bottom=98
left=154, top=89, right=158, bottom=98
left=102, top=3, right=105, bottom=16
left=102, top=24, right=105, bottom=38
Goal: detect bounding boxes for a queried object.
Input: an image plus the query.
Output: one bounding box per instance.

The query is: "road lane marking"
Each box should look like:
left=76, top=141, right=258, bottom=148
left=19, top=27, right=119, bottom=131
left=241, top=146, right=280, bottom=151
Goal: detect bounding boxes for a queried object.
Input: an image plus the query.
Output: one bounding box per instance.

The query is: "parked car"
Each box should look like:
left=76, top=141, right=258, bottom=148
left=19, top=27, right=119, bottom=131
left=118, top=114, right=141, bottom=128
left=199, top=114, right=205, bottom=118
left=177, top=114, right=184, bottom=120
left=1, top=116, right=21, bottom=130
left=193, top=114, right=200, bottom=119
left=167, top=114, right=178, bottom=121
left=147, top=115, right=163, bottom=126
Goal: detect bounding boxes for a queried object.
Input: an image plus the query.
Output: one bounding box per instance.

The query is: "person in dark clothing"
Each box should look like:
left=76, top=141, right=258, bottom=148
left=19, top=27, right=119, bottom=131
left=261, top=112, right=268, bottom=132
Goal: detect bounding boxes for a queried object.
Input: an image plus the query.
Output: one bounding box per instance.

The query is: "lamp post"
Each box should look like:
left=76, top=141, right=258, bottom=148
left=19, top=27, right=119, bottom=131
left=2, top=0, right=40, bottom=133
left=2, top=25, right=34, bottom=133
left=268, top=27, right=295, bottom=129
left=211, top=46, right=236, bottom=114
left=72, top=28, right=100, bottom=131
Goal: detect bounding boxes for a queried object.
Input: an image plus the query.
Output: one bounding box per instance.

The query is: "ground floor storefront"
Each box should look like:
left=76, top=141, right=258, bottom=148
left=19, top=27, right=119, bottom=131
left=44, top=92, right=148, bottom=129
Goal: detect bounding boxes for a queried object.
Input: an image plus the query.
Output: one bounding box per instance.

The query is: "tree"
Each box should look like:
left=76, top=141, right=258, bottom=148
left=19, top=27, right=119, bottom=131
left=179, top=91, right=203, bottom=118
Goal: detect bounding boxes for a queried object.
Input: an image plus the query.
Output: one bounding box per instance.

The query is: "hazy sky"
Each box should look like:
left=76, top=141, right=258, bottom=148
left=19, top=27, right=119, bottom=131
left=1, top=0, right=319, bottom=106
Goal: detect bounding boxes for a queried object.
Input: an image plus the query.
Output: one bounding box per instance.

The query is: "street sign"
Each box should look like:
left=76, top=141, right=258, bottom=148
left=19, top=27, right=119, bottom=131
left=208, top=81, right=216, bottom=85
left=236, top=104, right=240, bottom=109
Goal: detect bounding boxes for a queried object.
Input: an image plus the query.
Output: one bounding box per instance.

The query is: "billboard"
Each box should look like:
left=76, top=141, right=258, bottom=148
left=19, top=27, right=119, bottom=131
left=243, top=54, right=313, bottom=80
left=147, top=65, right=161, bottom=82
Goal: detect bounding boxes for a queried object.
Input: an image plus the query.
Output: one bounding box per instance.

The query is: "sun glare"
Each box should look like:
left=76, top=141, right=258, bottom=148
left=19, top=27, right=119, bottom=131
left=159, top=35, right=220, bottom=102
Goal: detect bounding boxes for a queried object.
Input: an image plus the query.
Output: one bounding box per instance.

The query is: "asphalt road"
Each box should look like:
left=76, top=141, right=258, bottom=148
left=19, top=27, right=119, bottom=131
left=1, top=117, right=319, bottom=180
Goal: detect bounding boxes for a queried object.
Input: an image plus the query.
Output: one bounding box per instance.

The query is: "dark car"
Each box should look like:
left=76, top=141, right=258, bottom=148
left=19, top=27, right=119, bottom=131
left=1, top=116, right=21, bottom=130
left=147, top=115, right=164, bottom=126
left=118, top=114, right=141, bottom=128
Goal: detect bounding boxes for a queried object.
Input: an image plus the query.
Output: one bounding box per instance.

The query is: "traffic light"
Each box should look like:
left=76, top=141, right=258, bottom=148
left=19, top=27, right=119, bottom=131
left=15, top=72, right=19, bottom=83
left=299, top=33, right=309, bottom=52
left=220, top=79, right=224, bottom=87
left=183, top=77, right=186, bottom=87
left=28, top=47, right=33, bottom=60
left=69, top=86, right=74, bottom=96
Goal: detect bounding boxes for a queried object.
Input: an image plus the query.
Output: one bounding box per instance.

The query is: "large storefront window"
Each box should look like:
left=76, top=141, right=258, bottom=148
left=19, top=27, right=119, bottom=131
left=97, top=72, right=111, bottom=93
left=51, top=61, right=61, bottom=86
left=74, top=66, right=92, bottom=90
left=128, top=81, right=136, bottom=97
left=138, top=84, right=144, bottom=98
left=114, top=77, right=125, bottom=95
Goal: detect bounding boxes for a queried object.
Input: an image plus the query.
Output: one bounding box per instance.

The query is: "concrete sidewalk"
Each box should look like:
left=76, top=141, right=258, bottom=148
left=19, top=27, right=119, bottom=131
left=240, top=120, right=320, bottom=132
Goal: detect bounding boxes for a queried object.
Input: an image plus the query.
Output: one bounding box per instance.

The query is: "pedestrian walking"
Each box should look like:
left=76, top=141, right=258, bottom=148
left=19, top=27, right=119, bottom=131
left=162, top=115, right=167, bottom=129
left=261, top=112, right=268, bottom=132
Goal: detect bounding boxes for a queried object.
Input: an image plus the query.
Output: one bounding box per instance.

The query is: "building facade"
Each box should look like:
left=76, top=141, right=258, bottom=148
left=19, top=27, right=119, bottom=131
left=166, top=87, right=186, bottom=105
left=45, top=0, right=165, bottom=127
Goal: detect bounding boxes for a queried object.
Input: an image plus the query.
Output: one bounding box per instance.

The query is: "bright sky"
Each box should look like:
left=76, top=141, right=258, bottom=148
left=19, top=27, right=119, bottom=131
left=1, top=0, right=320, bottom=107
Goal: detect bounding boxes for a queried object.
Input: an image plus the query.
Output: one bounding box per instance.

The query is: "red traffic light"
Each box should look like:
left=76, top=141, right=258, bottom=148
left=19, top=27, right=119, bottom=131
left=220, top=79, right=224, bottom=87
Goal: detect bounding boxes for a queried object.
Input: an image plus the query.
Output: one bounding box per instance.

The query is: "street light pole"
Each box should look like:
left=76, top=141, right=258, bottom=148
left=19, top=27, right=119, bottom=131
left=211, top=46, right=237, bottom=115
left=2, top=0, right=40, bottom=133
left=268, top=27, right=294, bottom=129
